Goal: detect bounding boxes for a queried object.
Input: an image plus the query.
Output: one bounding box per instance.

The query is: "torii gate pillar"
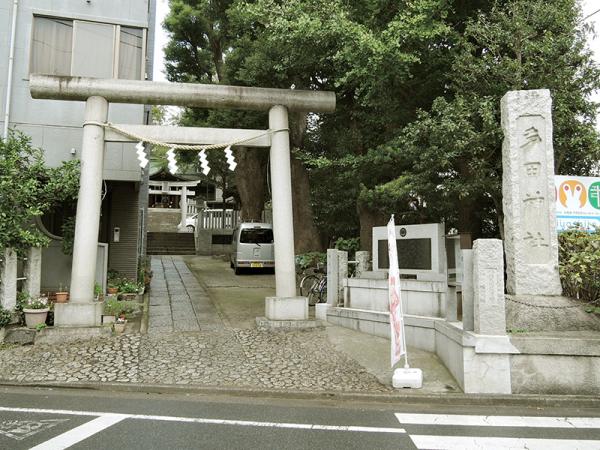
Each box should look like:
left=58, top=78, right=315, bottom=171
left=54, top=96, right=107, bottom=326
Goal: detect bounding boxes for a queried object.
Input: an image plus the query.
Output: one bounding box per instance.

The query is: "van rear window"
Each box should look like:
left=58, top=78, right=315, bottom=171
left=240, top=229, right=273, bottom=244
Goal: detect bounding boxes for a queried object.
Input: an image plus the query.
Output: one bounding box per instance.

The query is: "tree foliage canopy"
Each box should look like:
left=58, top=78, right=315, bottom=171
left=0, top=132, right=80, bottom=253
left=163, top=0, right=600, bottom=245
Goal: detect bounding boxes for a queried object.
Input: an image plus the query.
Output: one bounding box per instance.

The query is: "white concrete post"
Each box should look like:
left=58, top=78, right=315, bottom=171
left=180, top=185, right=188, bottom=228
left=55, top=96, right=107, bottom=326
left=268, top=105, right=297, bottom=298
left=0, top=248, right=17, bottom=310
left=473, top=239, right=506, bottom=335
left=501, top=90, right=562, bottom=295
left=326, top=249, right=339, bottom=306
left=23, top=247, right=42, bottom=298
left=461, top=249, right=474, bottom=331
left=355, top=251, right=370, bottom=277
left=337, top=250, right=348, bottom=305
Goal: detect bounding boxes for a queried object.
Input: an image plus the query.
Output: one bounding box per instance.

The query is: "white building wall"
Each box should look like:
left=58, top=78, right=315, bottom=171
left=0, top=0, right=150, bottom=180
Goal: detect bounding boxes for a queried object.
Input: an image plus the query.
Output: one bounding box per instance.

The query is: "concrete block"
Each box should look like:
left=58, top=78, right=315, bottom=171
left=265, top=296, right=308, bottom=320
left=501, top=89, right=562, bottom=295
left=315, top=303, right=329, bottom=321
left=54, top=302, right=103, bottom=327
left=473, top=239, right=506, bottom=335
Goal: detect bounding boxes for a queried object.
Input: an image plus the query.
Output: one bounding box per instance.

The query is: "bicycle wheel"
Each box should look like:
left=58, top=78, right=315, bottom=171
left=300, top=274, right=319, bottom=297
left=317, top=277, right=327, bottom=303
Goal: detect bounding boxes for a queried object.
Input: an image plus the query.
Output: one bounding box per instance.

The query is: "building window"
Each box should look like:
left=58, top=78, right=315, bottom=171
left=30, top=16, right=146, bottom=80
left=30, top=17, right=73, bottom=76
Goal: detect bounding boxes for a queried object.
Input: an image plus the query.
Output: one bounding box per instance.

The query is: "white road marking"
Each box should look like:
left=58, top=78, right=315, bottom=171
left=395, top=413, right=600, bottom=428
left=28, top=414, right=127, bottom=450
left=0, top=406, right=405, bottom=435
left=409, top=435, right=600, bottom=450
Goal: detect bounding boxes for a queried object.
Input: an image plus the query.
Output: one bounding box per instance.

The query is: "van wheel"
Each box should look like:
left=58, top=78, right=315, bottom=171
left=234, top=266, right=241, bottom=275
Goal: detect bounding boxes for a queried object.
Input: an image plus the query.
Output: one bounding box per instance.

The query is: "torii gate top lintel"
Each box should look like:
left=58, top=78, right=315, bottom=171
left=29, top=75, right=336, bottom=113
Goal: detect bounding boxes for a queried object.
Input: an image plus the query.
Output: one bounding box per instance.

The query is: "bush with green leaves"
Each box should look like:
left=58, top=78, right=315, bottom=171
left=295, top=252, right=326, bottom=272
left=103, top=298, right=140, bottom=318
left=0, top=131, right=79, bottom=254
left=0, top=305, right=12, bottom=328
left=558, top=227, right=600, bottom=305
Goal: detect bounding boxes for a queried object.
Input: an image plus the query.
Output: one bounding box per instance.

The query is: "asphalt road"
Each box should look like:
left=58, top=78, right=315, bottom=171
left=1, top=386, right=599, bottom=449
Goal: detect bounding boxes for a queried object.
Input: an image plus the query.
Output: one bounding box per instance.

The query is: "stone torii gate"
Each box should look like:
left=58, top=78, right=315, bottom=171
left=29, top=75, right=336, bottom=327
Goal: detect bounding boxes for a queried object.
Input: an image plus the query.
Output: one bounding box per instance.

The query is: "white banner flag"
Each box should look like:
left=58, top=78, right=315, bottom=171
left=387, top=215, right=406, bottom=367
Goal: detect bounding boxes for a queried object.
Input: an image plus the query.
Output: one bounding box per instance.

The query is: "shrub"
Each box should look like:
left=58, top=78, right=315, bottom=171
left=0, top=306, right=12, bottom=328
left=334, top=237, right=360, bottom=258
left=558, top=227, right=600, bottom=305
left=295, top=252, right=326, bottom=271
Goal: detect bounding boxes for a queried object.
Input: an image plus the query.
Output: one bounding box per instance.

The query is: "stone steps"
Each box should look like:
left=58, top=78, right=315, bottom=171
left=147, top=232, right=196, bottom=255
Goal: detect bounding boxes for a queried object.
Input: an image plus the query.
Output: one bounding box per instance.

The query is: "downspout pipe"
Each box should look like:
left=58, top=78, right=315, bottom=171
left=3, top=0, right=19, bottom=140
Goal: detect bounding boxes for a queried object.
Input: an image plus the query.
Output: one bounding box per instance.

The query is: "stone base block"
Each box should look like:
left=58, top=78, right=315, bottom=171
left=54, top=302, right=103, bottom=327
left=265, top=296, right=308, bottom=321
left=35, top=325, right=112, bottom=344
left=506, top=295, right=600, bottom=332
left=255, top=316, right=322, bottom=330
left=315, top=303, right=329, bottom=321
left=4, top=328, right=36, bottom=345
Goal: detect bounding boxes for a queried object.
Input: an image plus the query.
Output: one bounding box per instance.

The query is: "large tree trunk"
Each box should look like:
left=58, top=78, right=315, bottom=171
left=234, top=147, right=268, bottom=222
left=289, top=112, right=324, bottom=253
left=357, top=202, right=387, bottom=253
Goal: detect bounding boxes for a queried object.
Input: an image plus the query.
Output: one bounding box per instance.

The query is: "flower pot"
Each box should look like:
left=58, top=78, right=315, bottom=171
left=55, top=292, right=69, bottom=303
left=113, top=320, right=127, bottom=335
left=102, top=314, right=116, bottom=325
left=23, top=308, right=49, bottom=329
left=107, top=287, right=118, bottom=295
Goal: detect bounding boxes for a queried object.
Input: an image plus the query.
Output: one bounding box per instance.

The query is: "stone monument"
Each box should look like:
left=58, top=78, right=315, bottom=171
left=501, top=89, right=562, bottom=296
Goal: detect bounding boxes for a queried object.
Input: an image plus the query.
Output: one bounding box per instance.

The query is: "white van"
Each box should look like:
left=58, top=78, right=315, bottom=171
left=230, top=222, right=275, bottom=274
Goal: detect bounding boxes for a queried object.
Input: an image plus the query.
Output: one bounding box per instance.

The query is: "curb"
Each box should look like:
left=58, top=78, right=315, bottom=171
left=2, top=381, right=599, bottom=409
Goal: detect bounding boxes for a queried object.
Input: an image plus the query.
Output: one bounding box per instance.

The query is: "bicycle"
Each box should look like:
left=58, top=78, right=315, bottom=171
left=299, top=270, right=327, bottom=305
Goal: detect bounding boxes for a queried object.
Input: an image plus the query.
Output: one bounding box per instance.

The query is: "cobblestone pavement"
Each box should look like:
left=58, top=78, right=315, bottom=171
left=0, top=256, right=390, bottom=393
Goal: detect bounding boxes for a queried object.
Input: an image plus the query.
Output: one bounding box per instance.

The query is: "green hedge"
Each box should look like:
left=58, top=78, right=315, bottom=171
left=558, top=227, right=600, bottom=306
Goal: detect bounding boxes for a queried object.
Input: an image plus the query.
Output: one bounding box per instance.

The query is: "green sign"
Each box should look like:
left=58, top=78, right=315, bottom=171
left=589, top=182, right=600, bottom=210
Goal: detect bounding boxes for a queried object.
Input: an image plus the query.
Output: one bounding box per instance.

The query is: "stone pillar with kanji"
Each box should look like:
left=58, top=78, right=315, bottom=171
left=501, top=89, right=562, bottom=296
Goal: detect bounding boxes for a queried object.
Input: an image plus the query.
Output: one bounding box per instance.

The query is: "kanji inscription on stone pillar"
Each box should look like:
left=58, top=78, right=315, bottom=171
left=501, top=89, right=562, bottom=295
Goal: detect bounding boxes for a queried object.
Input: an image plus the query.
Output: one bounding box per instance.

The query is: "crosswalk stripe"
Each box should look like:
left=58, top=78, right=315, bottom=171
left=29, top=414, right=127, bottom=450
left=395, top=413, right=600, bottom=429
left=409, top=435, right=600, bottom=450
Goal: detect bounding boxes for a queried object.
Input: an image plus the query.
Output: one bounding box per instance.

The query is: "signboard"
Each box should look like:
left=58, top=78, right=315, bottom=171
left=555, top=175, right=600, bottom=231
left=387, top=216, right=405, bottom=367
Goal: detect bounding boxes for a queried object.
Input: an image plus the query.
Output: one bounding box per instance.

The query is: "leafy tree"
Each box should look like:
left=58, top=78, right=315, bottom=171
left=0, top=131, right=80, bottom=253
left=361, top=0, right=600, bottom=241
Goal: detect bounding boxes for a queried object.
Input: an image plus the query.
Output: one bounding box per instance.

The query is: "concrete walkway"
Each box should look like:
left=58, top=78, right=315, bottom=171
left=0, top=255, right=459, bottom=395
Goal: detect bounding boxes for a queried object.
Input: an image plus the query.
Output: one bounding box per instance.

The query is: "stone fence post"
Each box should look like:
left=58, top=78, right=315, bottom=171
left=0, top=248, right=17, bottom=310
left=473, top=239, right=506, bottom=335
left=23, top=247, right=42, bottom=298
left=355, top=251, right=370, bottom=277
left=327, top=249, right=348, bottom=306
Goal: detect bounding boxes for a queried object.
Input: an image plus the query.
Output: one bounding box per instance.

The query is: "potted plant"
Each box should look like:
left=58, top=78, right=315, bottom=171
left=102, top=297, right=120, bottom=324
left=55, top=283, right=69, bottom=303
left=94, top=282, right=104, bottom=301
left=118, top=278, right=140, bottom=301
left=22, top=295, right=50, bottom=329
left=113, top=314, right=127, bottom=335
